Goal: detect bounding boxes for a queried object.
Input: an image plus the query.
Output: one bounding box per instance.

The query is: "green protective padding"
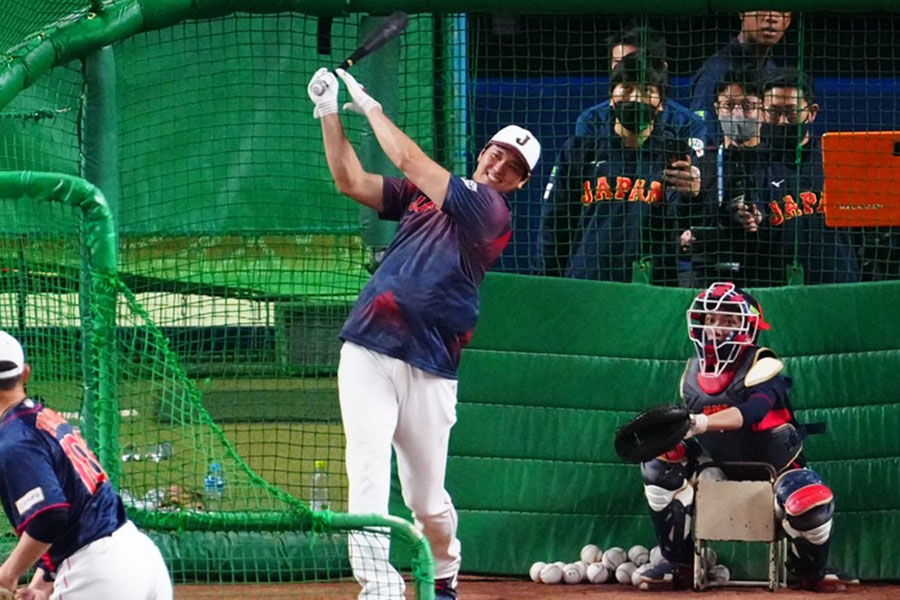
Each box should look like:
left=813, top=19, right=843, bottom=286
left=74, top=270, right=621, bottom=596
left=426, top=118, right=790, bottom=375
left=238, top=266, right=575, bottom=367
left=457, top=352, right=684, bottom=410
left=443, top=274, right=900, bottom=578
left=467, top=276, right=695, bottom=359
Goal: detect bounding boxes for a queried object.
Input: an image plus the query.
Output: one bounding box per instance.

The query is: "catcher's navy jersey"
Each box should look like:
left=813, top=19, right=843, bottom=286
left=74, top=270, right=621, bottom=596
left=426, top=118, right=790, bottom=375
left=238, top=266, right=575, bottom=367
left=541, top=126, right=703, bottom=282
left=575, top=99, right=707, bottom=155
left=340, top=176, right=511, bottom=379
left=752, top=139, right=861, bottom=284
left=681, top=347, right=804, bottom=472
left=0, top=398, right=125, bottom=574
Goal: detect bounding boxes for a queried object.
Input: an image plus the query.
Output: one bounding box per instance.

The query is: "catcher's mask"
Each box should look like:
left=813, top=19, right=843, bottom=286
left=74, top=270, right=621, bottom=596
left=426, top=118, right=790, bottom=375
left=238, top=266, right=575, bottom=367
left=687, top=282, right=770, bottom=377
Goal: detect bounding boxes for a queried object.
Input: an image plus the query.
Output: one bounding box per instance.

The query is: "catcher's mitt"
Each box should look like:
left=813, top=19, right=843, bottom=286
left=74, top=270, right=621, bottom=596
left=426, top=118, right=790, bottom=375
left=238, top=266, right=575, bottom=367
left=614, top=404, right=691, bottom=463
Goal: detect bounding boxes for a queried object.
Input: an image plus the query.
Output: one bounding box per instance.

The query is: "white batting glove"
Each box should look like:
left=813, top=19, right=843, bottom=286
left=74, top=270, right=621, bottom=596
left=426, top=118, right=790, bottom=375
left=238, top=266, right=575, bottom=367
left=307, top=68, right=339, bottom=119
left=684, top=413, right=709, bottom=439
left=335, top=69, right=382, bottom=115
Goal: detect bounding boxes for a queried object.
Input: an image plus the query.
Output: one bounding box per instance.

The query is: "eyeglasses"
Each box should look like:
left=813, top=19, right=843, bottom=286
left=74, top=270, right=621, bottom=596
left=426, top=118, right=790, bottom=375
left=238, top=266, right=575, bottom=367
left=716, top=101, right=760, bottom=115
left=763, top=106, right=806, bottom=123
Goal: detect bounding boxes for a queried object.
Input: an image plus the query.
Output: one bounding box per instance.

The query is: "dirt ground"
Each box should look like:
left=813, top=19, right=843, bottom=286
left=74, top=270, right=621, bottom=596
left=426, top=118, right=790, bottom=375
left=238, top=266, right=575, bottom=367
left=175, top=576, right=900, bottom=599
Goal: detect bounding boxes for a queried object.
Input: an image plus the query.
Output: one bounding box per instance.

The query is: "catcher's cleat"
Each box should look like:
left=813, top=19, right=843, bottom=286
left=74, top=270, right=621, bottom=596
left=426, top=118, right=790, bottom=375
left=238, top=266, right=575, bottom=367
left=638, top=560, right=692, bottom=591
left=797, top=568, right=859, bottom=593
left=434, top=576, right=458, bottom=600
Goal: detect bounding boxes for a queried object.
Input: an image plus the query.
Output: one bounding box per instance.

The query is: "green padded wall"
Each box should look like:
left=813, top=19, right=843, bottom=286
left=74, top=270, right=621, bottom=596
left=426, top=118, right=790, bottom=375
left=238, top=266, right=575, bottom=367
left=448, top=274, right=900, bottom=579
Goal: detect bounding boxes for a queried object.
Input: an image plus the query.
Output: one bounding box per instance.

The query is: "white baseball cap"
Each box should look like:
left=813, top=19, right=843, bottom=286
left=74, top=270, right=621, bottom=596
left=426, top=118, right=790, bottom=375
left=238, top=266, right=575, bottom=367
left=488, top=125, right=541, bottom=175
left=0, top=331, right=25, bottom=379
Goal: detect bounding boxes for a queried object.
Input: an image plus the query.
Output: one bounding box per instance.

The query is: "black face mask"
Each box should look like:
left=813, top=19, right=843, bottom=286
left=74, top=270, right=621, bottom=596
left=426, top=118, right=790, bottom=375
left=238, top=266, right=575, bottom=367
left=612, top=101, right=657, bottom=133
left=761, top=121, right=812, bottom=153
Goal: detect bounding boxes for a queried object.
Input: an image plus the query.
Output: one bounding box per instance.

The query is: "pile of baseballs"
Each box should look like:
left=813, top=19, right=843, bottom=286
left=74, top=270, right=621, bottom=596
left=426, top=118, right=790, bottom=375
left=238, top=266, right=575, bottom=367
left=527, top=543, right=730, bottom=587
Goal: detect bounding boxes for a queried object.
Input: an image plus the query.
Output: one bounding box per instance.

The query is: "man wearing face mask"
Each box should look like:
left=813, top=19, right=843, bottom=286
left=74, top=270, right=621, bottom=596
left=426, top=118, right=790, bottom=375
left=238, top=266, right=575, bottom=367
left=681, top=71, right=765, bottom=287
left=540, top=54, right=705, bottom=284
left=752, top=68, right=860, bottom=284
left=575, top=24, right=706, bottom=160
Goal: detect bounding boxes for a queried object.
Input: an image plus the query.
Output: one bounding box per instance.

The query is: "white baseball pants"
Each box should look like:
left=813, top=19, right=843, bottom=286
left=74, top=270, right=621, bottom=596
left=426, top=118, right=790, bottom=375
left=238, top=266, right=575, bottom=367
left=338, top=342, right=461, bottom=600
left=51, top=520, right=172, bottom=600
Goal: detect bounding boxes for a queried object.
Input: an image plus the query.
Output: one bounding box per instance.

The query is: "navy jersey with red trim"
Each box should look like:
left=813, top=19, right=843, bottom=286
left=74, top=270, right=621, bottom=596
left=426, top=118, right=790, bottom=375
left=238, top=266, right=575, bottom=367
left=0, top=398, right=125, bottom=574
left=340, top=175, right=512, bottom=379
left=540, top=126, right=705, bottom=282
left=751, top=138, right=861, bottom=284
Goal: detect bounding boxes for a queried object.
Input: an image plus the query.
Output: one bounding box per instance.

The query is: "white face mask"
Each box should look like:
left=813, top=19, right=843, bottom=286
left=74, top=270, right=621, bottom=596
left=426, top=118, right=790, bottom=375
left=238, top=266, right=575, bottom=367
left=719, top=114, right=759, bottom=143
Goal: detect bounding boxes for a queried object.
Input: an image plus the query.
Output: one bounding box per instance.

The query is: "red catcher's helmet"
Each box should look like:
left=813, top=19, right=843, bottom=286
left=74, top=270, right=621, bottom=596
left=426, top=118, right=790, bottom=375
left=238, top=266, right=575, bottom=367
left=686, top=282, right=770, bottom=377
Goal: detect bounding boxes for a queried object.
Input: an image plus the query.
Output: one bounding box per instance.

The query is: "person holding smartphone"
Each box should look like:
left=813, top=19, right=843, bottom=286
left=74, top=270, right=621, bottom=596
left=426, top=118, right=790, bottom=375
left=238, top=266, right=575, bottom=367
left=540, top=53, right=706, bottom=285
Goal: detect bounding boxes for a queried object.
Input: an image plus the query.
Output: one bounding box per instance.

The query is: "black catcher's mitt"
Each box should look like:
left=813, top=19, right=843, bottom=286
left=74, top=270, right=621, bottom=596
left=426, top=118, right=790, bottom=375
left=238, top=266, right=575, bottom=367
left=614, top=404, right=691, bottom=463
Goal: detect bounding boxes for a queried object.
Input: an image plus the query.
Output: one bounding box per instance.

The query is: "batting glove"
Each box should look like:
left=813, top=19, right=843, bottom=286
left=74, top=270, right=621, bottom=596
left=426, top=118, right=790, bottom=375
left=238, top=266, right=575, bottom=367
left=684, top=413, right=709, bottom=439
left=307, top=68, right=339, bottom=119
left=336, top=69, right=382, bottom=115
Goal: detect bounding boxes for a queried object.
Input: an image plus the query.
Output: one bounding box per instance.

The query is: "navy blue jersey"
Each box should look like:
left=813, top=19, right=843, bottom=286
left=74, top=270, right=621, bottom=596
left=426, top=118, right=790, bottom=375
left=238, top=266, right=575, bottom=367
left=690, top=38, right=777, bottom=144
left=575, top=99, right=707, bottom=156
left=750, top=139, right=861, bottom=284
left=340, top=175, right=512, bottom=379
left=0, top=399, right=125, bottom=574
left=540, top=126, right=705, bottom=283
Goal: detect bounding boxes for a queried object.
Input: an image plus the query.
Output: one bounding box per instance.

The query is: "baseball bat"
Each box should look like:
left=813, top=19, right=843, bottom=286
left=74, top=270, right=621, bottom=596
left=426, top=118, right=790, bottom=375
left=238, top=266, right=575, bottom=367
left=311, top=11, right=410, bottom=96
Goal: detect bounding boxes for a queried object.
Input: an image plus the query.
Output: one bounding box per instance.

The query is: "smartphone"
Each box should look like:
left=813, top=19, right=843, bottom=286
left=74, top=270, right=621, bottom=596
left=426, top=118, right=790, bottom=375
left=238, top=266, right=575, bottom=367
left=689, top=225, right=719, bottom=255
left=665, top=137, right=691, bottom=166
left=690, top=225, right=719, bottom=242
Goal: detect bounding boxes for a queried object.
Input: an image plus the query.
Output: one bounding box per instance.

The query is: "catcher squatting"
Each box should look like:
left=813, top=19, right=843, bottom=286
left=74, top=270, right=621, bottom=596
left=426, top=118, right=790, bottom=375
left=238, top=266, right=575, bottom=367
left=632, top=282, right=856, bottom=593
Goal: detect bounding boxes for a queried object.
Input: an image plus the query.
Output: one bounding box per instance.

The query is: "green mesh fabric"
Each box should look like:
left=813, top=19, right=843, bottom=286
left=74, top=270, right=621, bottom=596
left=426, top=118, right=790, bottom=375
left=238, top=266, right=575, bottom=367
left=0, top=1, right=898, bottom=596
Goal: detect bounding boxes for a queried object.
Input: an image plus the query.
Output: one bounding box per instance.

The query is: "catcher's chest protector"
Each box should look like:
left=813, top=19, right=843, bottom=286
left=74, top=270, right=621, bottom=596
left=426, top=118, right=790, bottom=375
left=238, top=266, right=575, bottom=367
left=682, top=349, right=757, bottom=414
left=682, top=349, right=802, bottom=471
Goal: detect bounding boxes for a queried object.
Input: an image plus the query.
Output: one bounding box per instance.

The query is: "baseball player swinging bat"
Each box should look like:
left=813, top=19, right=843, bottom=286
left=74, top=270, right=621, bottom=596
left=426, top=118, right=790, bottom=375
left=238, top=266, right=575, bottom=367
left=310, top=11, right=409, bottom=96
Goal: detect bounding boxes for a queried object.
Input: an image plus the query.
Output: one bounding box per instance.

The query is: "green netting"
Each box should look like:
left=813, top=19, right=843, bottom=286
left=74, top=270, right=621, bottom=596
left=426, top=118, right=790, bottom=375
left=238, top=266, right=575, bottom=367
left=0, top=0, right=899, bottom=596
left=0, top=171, right=434, bottom=598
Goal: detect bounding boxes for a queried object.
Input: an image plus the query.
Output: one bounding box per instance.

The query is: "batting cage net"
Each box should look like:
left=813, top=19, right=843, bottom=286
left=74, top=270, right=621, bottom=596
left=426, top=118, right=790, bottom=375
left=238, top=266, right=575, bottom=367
left=0, top=0, right=898, bottom=597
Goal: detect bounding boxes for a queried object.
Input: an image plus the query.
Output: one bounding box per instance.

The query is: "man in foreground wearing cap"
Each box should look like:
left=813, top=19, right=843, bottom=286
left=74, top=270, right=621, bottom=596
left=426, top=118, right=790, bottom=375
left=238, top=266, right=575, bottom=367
left=307, top=67, right=540, bottom=600
left=0, top=331, right=172, bottom=600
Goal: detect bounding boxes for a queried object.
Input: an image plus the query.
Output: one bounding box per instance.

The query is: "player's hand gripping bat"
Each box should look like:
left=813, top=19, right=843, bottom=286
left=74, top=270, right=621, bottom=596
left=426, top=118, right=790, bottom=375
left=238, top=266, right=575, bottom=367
left=310, top=11, right=409, bottom=97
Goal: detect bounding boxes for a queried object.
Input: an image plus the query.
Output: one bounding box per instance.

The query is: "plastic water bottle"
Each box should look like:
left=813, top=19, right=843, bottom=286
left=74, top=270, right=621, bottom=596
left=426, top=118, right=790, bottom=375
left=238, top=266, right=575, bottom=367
left=310, top=460, right=329, bottom=511
left=204, top=462, right=225, bottom=509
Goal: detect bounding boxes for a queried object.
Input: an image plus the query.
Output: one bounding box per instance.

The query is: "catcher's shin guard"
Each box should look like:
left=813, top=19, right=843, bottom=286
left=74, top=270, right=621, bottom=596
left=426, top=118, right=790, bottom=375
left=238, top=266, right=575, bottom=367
left=775, top=468, right=835, bottom=581
left=643, top=458, right=694, bottom=563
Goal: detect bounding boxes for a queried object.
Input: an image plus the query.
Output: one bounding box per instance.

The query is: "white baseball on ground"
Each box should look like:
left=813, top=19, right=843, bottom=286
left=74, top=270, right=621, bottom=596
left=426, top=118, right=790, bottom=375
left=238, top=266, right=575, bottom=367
left=632, top=562, right=653, bottom=587
left=616, top=561, right=637, bottom=584
left=529, top=561, right=546, bottom=582
left=601, top=546, right=626, bottom=570
left=573, top=561, right=588, bottom=579
left=553, top=561, right=566, bottom=569
left=628, top=544, right=650, bottom=566
left=580, top=543, right=601, bottom=564
left=649, top=545, right=664, bottom=566
left=586, top=562, right=609, bottom=584
left=563, top=563, right=582, bottom=584
left=709, top=564, right=730, bottom=582
left=540, top=563, right=563, bottom=584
